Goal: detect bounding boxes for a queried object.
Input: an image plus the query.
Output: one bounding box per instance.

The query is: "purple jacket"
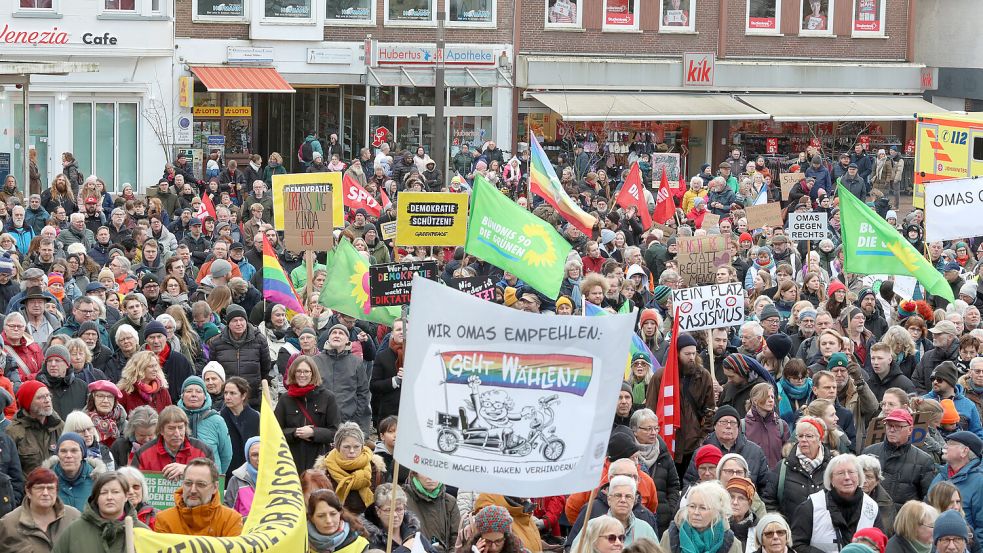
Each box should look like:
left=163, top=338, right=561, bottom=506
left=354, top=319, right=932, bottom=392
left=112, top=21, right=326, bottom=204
left=743, top=407, right=790, bottom=470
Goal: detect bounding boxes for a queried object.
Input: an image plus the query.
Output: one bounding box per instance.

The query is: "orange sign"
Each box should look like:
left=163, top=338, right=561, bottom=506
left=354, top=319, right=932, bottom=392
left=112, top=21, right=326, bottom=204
left=193, top=106, right=221, bottom=117
left=223, top=106, right=252, bottom=117
left=178, top=76, right=193, bottom=108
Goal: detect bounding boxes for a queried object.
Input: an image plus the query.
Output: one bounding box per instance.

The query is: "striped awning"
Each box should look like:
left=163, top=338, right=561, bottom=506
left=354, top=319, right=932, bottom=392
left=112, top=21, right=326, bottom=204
left=191, top=66, right=295, bottom=93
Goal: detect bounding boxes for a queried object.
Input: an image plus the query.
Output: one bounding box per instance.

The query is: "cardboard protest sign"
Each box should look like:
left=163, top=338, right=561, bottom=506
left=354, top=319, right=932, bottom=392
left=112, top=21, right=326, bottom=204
left=787, top=212, right=828, bottom=242
left=396, top=192, right=469, bottom=246
left=671, top=283, right=745, bottom=332
left=864, top=411, right=933, bottom=450
left=369, top=260, right=438, bottom=307
left=282, top=184, right=334, bottom=251
left=444, top=275, right=497, bottom=301
left=780, top=172, right=804, bottom=200
left=272, top=172, right=344, bottom=232
left=702, top=213, right=720, bottom=229
left=924, top=178, right=983, bottom=242
left=395, top=277, right=634, bottom=496
left=676, top=236, right=730, bottom=288
left=143, top=472, right=225, bottom=511
left=380, top=220, right=397, bottom=240
left=745, top=202, right=783, bottom=230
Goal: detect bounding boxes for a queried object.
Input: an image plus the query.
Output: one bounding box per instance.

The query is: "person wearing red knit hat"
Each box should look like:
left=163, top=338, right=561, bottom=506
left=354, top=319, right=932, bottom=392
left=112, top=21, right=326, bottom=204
left=7, top=380, right=64, bottom=474
left=694, top=444, right=723, bottom=483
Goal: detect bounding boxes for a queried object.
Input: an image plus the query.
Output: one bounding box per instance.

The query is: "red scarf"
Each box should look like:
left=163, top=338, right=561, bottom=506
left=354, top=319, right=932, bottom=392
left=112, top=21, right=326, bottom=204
left=390, top=341, right=405, bottom=370
left=135, top=379, right=161, bottom=403
left=149, top=343, right=170, bottom=367
left=287, top=384, right=317, bottom=426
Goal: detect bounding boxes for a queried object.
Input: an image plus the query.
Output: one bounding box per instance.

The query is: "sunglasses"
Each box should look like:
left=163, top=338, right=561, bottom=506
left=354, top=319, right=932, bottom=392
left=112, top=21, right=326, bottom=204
left=763, top=530, right=787, bottom=538
left=602, top=534, right=626, bottom=544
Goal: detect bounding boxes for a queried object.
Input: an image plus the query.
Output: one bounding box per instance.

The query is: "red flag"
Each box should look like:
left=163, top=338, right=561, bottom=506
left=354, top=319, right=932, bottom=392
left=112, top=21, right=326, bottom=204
left=656, top=308, right=682, bottom=459
left=197, top=193, right=217, bottom=221
left=615, top=163, right=653, bottom=230
left=380, top=187, right=391, bottom=209
left=652, top=172, right=675, bottom=224
left=342, top=174, right=382, bottom=217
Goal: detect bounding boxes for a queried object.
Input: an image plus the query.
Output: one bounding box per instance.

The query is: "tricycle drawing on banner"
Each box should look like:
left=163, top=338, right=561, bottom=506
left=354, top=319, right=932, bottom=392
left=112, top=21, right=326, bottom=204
left=435, top=375, right=566, bottom=461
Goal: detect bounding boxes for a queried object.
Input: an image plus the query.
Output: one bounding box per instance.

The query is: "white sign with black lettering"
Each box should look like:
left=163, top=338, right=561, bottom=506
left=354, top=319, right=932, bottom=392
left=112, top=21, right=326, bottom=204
left=924, top=178, right=983, bottom=242
left=671, top=283, right=745, bottom=332
left=787, top=212, right=828, bottom=241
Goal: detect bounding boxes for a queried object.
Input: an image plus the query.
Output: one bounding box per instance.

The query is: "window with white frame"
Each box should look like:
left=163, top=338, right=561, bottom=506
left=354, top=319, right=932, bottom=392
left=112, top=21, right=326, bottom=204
left=544, top=0, right=581, bottom=29
left=19, top=0, right=55, bottom=8
left=104, top=0, right=136, bottom=10
left=603, top=0, right=639, bottom=31
left=746, top=0, right=780, bottom=33
left=800, top=0, right=833, bottom=35
left=385, top=0, right=435, bottom=25
left=72, top=102, right=138, bottom=192
left=326, top=0, right=374, bottom=24
left=193, top=0, right=247, bottom=20
left=446, top=0, right=495, bottom=26
left=264, top=0, right=313, bottom=19
left=852, top=0, right=886, bottom=37
left=659, top=0, right=695, bottom=32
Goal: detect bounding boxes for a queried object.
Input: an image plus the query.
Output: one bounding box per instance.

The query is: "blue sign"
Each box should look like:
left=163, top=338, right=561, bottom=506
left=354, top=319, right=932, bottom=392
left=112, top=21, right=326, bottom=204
left=207, top=135, right=226, bottom=146
left=0, top=153, right=9, bottom=183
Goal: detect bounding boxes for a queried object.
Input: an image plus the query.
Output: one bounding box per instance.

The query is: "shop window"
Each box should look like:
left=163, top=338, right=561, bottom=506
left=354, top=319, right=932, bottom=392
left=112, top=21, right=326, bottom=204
left=193, top=0, right=247, bottom=19
left=449, top=88, right=492, bottom=108
left=265, top=0, right=313, bottom=19
left=973, top=137, right=983, bottom=162
left=603, top=0, right=639, bottom=32
left=446, top=0, right=495, bottom=26
left=545, top=0, right=581, bottom=29
left=371, top=87, right=395, bottom=107
left=104, top=0, right=136, bottom=10
left=659, top=0, right=696, bottom=33
left=746, top=0, right=780, bottom=34
left=800, top=0, right=833, bottom=36
left=398, top=87, right=435, bottom=107
left=384, top=0, right=435, bottom=25
left=449, top=116, right=493, bottom=161
left=851, top=0, right=885, bottom=37
left=72, top=102, right=138, bottom=191
left=369, top=116, right=396, bottom=149
left=326, top=0, right=374, bottom=24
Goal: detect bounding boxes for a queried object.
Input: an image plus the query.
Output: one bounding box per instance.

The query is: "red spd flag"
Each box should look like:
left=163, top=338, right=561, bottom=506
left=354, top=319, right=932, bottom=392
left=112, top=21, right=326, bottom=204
left=196, top=192, right=217, bottom=221
left=342, top=174, right=382, bottom=217
left=615, top=163, right=653, bottom=230
left=656, top=308, right=682, bottom=458
left=652, top=172, right=675, bottom=224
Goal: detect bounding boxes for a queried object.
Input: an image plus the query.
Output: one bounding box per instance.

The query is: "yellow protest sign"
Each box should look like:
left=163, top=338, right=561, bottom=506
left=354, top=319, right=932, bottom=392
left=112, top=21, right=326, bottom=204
left=395, top=192, right=469, bottom=246
left=273, top=172, right=344, bottom=232
left=134, top=390, right=307, bottom=553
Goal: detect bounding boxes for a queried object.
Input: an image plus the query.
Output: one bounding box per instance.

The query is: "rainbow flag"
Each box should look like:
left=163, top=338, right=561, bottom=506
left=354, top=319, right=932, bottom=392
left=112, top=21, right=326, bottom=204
left=584, top=302, right=659, bottom=378
left=262, top=236, right=306, bottom=318
left=528, top=133, right=598, bottom=236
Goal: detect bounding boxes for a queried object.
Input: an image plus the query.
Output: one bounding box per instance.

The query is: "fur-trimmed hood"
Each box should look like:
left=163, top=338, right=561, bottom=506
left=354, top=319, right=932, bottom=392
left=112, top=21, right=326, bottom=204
left=43, top=454, right=107, bottom=477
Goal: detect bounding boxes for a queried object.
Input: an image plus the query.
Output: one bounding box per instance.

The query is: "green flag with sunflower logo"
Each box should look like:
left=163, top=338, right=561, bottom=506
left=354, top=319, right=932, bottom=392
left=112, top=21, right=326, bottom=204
left=465, top=174, right=572, bottom=299
left=319, top=239, right=402, bottom=325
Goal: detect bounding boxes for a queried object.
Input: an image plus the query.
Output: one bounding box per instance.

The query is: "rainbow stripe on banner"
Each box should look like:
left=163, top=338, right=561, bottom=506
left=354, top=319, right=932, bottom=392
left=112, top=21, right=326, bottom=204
left=440, top=351, right=593, bottom=396
left=262, top=236, right=306, bottom=318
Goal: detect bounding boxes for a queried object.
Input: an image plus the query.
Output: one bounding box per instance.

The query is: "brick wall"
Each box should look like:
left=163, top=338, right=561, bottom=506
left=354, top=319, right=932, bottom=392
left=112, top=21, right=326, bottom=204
left=175, top=0, right=513, bottom=44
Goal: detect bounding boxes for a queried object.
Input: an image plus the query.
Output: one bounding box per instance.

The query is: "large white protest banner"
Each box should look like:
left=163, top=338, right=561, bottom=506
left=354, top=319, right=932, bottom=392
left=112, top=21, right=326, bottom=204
left=395, top=276, right=634, bottom=496
left=924, top=178, right=983, bottom=242
left=787, top=212, right=828, bottom=242
left=671, top=283, right=745, bottom=332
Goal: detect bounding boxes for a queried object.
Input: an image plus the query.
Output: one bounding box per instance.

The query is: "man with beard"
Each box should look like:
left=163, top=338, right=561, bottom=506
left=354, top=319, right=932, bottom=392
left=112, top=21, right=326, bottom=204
left=855, top=288, right=888, bottom=340
left=923, top=361, right=983, bottom=438
left=912, top=320, right=960, bottom=394
left=645, top=332, right=715, bottom=475
left=7, top=381, right=64, bottom=475
left=155, top=458, right=242, bottom=536
left=613, top=383, right=636, bottom=428
left=704, top=327, right=735, bottom=388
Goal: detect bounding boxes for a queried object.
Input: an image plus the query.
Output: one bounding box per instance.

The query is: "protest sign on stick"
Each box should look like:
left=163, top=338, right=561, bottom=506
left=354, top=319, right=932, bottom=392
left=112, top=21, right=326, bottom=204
left=396, top=192, right=469, bottom=246
left=283, top=184, right=334, bottom=251
left=369, top=260, right=438, bottom=307
left=780, top=172, right=804, bottom=200
left=745, top=202, right=783, bottom=230
left=676, top=236, right=730, bottom=288
left=444, top=275, right=497, bottom=301
left=787, top=212, right=828, bottom=242
left=670, top=283, right=745, bottom=332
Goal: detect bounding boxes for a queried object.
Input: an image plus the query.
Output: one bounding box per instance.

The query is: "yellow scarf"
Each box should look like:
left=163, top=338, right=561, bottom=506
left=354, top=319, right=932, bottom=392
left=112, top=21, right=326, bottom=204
left=323, top=447, right=375, bottom=506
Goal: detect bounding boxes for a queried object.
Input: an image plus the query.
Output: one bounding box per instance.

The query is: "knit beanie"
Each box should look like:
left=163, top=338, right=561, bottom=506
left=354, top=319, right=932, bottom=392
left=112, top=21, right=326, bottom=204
left=607, top=428, right=640, bottom=461
left=725, top=476, right=755, bottom=500
left=754, top=514, right=792, bottom=545
left=758, top=304, right=780, bottom=322
left=640, top=309, right=659, bottom=326
left=765, top=333, right=793, bottom=360
left=827, top=352, right=849, bottom=370
left=555, top=296, right=574, bottom=311
left=652, top=285, right=672, bottom=304
left=940, top=399, right=960, bottom=425
left=201, top=361, right=226, bottom=382
left=934, top=509, right=969, bottom=543
left=474, top=505, right=514, bottom=535
left=676, top=332, right=698, bottom=351
left=840, top=544, right=875, bottom=553
left=16, top=381, right=46, bottom=411
left=853, top=528, right=888, bottom=553
left=713, top=405, right=741, bottom=426
left=57, top=432, right=86, bottom=453
left=327, top=324, right=350, bottom=340
left=44, top=345, right=71, bottom=367
left=694, top=444, right=723, bottom=467
left=828, top=280, right=847, bottom=297
left=144, top=320, right=167, bottom=338
left=181, top=375, right=206, bottom=394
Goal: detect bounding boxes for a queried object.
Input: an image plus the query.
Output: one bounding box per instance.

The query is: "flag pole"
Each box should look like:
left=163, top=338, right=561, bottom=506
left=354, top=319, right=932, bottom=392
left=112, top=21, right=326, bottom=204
left=386, top=462, right=401, bottom=553
left=574, top=486, right=601, bottom=553
left=125, top=515, right=135, bottom=553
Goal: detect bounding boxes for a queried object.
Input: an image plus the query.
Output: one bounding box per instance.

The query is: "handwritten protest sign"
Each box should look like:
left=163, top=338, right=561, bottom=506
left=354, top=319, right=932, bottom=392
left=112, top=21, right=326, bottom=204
left=745, top=202, right=783, bottom=230
left=865, top=411, right=932, bottom=450
left=702, top=213, right=720, bottom=229
left=283, top=184, right=334, bottom=251
left=787, top=212, right=828, bottom=241
left=444, top=275, right=497, bottom=301
left=780, top=172, right=804, bottom=200
left=380, top=220, right=397, bottom=240
left=272, top=172, right=343, bottom=231
left=676, top=236, right=730, bottom=288
left=671, top=283, right=745, bottom=332
left=369, top=260, right=438, bottom=307
left=143, top=472, right=225, bottom=511
left=396, top=192, right=469, bottom=246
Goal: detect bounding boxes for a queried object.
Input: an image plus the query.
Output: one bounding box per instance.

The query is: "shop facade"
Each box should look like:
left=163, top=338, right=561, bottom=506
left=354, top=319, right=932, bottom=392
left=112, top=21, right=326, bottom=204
left=0, top=0, right=174, bottom=192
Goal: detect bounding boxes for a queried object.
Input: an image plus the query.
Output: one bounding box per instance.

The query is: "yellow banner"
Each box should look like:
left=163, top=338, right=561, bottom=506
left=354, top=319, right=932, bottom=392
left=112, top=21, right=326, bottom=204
left=193, top=106, right=221, bottom=117
left=224, top=106, right=252, bottom=117
left=134, top=391, right=307, bottom=553
left=395, top=192, right=469, bottom=246
left=178, top=76, right=193, bottom=108
left=272, top=172, right=344, bottom=234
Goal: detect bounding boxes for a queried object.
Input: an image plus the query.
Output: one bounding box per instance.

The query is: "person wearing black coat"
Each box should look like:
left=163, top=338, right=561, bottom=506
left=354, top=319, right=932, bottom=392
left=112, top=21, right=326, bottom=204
left=220, top=378, right=260, bottom=481
left=640, top=435, right=680, bottom=535
left=682, top=411, right=771, bottom=493
left=207, top=305, right=273, bottom=410
left=763, top=440, right=832, bottom=520
left=35, top=346, right=88, bottom=420
left=860, top=418, right=936, bottom=510
left=0, top=426, right=24, bottom=514
left=370, top=321, right=405, bottom=428
left=274, top=356, right=340, bottom=473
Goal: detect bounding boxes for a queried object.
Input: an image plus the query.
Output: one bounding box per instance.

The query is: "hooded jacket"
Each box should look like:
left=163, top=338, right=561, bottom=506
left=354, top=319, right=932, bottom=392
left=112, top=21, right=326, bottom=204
left=931, top=458, right=983, bottom=546
left=36, top=368, right=87, bottom=421
left=0, top=496, right=81, bottom=553
left=912, top=339, right=958, bottom=394
left=207, top=324, right=272, bottom=409
left=154, top=485, right=243, bottom=537
left=924, top=384, right=983, bottom=439
left=43, top=455, right=107, bottom=512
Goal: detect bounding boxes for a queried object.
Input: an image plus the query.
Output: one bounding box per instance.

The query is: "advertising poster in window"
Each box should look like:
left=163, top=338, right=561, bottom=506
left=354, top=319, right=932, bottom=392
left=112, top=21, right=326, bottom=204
left=265, top=0, right=312, bottom=18
left=448, top=0, right=494, bottom=24
left=604, top=0, right=638, bottom=30
left=388, top=0, right=434, bottom=22
left=546, top=0, right=580, bottom=27
left=801, top=0, right=830, bottom=32
left=661, top=0, right=694, bottom=32
left=853, top=0, right=883, bottom=34
left=197, top=0, right=245, bottom=17
left=326, top=0, right=372, bottom=21
left=747, top=0, right=778, bottom=31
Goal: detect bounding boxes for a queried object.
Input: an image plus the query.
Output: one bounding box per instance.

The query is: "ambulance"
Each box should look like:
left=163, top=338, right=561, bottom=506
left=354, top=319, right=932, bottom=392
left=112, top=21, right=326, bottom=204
left=913, top=112, right=983, bottom=208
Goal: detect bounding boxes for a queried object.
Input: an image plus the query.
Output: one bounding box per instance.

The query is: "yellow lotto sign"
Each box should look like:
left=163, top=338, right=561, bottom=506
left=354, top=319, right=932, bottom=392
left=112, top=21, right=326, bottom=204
left=913, top=113, right=983, bottom=209
left=272, top=172, right=344, bottom=233
left=395, top=192, right=469, bottom=246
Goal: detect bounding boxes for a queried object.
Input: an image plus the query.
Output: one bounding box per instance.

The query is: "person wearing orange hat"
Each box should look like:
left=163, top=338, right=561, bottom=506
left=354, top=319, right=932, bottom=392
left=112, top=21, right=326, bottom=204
left=726, top=476, right=758, bottom=546
left=939, top=398, right=962, bottom=435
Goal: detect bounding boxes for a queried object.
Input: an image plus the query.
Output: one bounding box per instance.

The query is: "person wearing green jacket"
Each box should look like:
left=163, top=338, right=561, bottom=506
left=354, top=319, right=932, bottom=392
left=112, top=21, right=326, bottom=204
left=52, top=472, right=149, bottom=553
left=262, top=152, right=288, bottom=189
left=177, top=376, right=233, bottom=474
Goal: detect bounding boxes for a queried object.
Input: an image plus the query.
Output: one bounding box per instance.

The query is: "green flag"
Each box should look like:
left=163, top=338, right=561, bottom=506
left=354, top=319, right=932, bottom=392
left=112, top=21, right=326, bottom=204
left=319, top=239, right=401, bottom=325
left=838, top=184, right=954, bottom=302
left=466, top=174, right=572, bottom=298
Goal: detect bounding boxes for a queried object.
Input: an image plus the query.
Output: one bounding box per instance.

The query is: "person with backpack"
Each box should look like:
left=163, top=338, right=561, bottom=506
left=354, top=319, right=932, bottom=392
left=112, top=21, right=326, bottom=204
left=298, top=131, right=323, bottom=170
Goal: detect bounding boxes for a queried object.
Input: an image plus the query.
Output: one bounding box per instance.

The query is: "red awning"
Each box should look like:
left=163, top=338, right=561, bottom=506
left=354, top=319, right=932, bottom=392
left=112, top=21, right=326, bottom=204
left=191, top=66, right=295, bottom=93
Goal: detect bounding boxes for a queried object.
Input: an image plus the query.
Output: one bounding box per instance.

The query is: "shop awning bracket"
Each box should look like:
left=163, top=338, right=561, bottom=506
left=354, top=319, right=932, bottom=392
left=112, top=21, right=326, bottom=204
left=400, top=67, right=419, bottom=87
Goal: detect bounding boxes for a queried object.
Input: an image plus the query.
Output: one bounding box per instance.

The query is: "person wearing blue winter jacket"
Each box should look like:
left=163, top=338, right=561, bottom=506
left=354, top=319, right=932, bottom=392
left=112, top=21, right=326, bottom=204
left=930, top=431, right=983, bottom=547
left=177, top=375, right=233, bottom=473
left=805, top=155, right=832, bottom=200
left=924, top=361, right=983, bottom=439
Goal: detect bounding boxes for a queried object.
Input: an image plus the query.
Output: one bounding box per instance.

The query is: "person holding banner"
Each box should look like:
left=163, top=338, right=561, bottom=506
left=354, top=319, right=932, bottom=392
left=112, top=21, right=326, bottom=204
left=52, top=471, right=148, bottom=553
